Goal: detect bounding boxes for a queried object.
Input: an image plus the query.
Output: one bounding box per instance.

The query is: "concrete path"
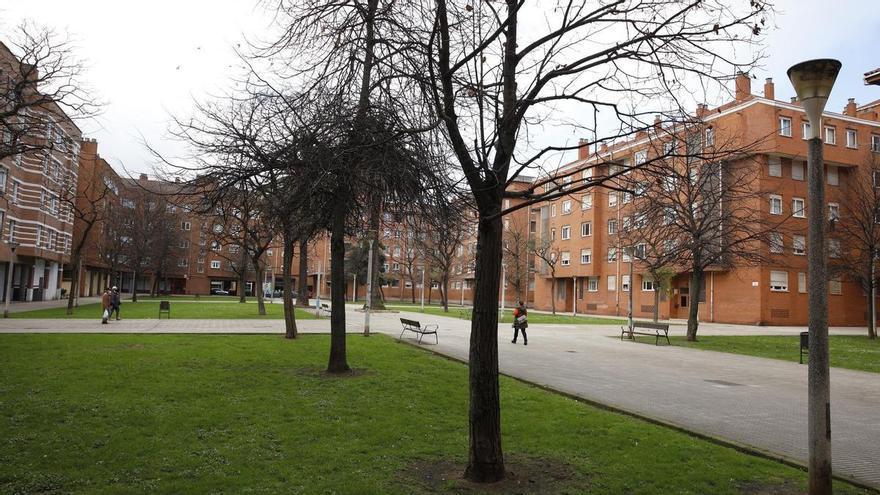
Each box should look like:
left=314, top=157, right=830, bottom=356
left=3, top=296, right=102, bottom=314
left=0, top=308, right=876, bottom=489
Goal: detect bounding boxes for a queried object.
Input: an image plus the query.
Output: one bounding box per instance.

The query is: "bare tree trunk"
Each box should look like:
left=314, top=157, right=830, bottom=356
left=255, top=261, right=266, bottom=316
left=549, top=278, right=557, bottom=315
left=653, top=286, right=660, bottom=323
left=283, top=233, right=297, bottom=339
left=442, top=276, right=449, bottom=312
left=131, top=270, right=138, bottom=303
left=327, top=204, right=350, bottom=373
left=66, top=254, right=82, bottom=315
left=239, top=247, right=248, bottom=303
left=297, top=238, right=309, bottom=308
left=464, top=214, right=505, bottom=483
left=686, top=268, right=703, bottom=341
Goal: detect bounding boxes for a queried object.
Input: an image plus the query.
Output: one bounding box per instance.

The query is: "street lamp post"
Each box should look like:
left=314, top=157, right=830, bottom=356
left=3, top=243, right=19, bottom=318
left=420, top=265, right=425, bottom=311
left=788, top=58, right=841, bottom=495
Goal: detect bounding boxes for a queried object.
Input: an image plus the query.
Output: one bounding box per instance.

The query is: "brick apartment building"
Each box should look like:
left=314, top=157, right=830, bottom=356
left=1, top=41, right=80, bottom=303
left=531, top=73, right=880, bottom=326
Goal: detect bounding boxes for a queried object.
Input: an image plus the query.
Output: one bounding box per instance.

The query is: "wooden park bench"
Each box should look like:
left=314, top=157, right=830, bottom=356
left=399, top=318, right=439, bottom=345
left=620, top=321, right=670, bottom=346
left=159, top=300, right=171, bottom=319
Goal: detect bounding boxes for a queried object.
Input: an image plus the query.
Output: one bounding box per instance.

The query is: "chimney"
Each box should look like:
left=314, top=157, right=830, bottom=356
left=696, top=104, right=709, bottom=118
left=139, top=173, right=148, bottom=181
left=735, top=71, right=752, bottom=101
left=790, top=96, right=798, bottom=104
left=763, top=78, right=775, bottom=100
left=577, top=138, right=590, bottom=160
left=654, top=114, right=662, bottom=129
left=600, top=142, right=609, bottom=154
left=844, top=98, right=857, bottom=117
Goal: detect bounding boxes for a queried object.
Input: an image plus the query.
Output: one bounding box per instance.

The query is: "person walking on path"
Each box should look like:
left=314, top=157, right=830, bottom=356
left=109, top=286, right=121, bottom=321
left=101, top=288, right=111, bottom=324
left=511, top=300, right=528, bottom=345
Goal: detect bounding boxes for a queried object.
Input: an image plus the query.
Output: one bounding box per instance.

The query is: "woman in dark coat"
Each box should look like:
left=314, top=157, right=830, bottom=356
left=511, top=300, right=528, bottom=345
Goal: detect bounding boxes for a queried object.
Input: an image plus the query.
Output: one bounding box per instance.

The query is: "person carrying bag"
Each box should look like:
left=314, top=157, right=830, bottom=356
left=511, top=300, right=528, bottom=346
left=101, top=288, right=111, bottom=324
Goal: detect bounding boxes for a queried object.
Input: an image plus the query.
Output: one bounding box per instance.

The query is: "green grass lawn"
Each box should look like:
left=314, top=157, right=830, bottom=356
left=629, top=334, right=880, bottom=374
left=0, top=334, right=868, bottom=494
left=388, top=304, right=624, bottom=325
left=125, top=295, right=254, bottom=302
left=10, top=301, right=318, bottom=320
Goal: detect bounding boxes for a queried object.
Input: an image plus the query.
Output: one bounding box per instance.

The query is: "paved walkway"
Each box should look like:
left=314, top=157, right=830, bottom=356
left=3, top=296, right=102, bottom=314
left=0, top=309, right=876, bottom=488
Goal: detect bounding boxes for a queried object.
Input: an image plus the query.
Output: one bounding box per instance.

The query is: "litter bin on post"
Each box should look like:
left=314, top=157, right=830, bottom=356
left=799, top=331, right=809, bottom=364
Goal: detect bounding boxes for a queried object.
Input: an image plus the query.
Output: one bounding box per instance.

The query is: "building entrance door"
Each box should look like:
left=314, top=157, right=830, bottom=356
left=677, top=287, right=689, bottom=318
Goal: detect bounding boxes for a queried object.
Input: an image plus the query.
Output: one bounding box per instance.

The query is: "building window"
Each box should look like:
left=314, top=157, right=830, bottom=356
left=829, top=238, right=841, bottom=258
left=634, top=150, right=647, bottom=165
left=824, top=126, right=836, bottom=145
left=793, top=235, right=805, bottom=256
left=561, top=200, right=572, bottom=215
left=580, top=248, right=591, bottom=264
left=608, top=192, right=617, bottom=207
left=607, top=247, right=617, bottom=262
left=792, top=198, right=805, bottom=218
left=769, top=195, right=782, bottom=215
left=581, top=193, right=592, bottom=210
left=828, top=203, right=839, bottom=221
left=769, top=232, right=783, bottom=253
left=578, top=222, right=591, bottom=237
left=798, top=272, right=807, bottom=293
left=802, top=122, right=811, bottom=140
left=210, top=241, right=221, bottom=252
left=0, top=167, right=7, bottom=193
left=561, top=225, right=571, bottom=240
left=181, top=221, right=191, bottom=231
left=642, top=277, right=655, bottom=291
left=210, top=260, right=221, bottom=269
left=7, top=219, right=15, bottom=242
left=560, top=251, right=571, bottom=266
left=392, top=262, right=400, bottom=272
left=768, top=157, right=782, bottom=177
left=621, top=275, right=630, bottom=292
left=550, top=228, right=556, bottom=241
left=829, top=277, right=842, bottom=295
left=770, top=271, right=788, bottom=292
left=588, top=277, right=599, bottom=292
left=550, top=204, right=557, bottom=217
left=705, top=127, right=715, bottom=146
left=178, top=259, right=188, bottom=267
left=846, top=129, right=857, bottom=148
left=197, top=264, right=205, bottom=274
left=582, top=168, right=592, bottom=183
left=872, top=135, right=880, bottom=152
left=607, top=275, right=617, bottom=291
left=179, top=240, right=189, bottom=249
left=608, top=219, right=617, bottom=235
left=792, top=161, right=804, bottom=181
left=779, top=117, right=792, bottom=137
left=267, top=250, right=273, bottom=257
left=827, top=165, right=838, bottom=186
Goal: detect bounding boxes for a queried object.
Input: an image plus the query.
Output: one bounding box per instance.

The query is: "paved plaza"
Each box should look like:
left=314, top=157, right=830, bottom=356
left=0, top=306, right=876, bottom=489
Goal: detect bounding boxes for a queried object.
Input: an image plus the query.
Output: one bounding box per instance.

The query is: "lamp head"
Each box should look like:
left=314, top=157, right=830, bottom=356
left=787, top=59, right=842, bottom=139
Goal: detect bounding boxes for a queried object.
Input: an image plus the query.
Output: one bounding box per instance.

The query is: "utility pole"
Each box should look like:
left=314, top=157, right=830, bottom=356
left=628, top=247, right=634, bottom=330
left=788, top=59, right=840, bottom=495
left=364, top=239, right=373, bottom=336
left=500, top=265, right=506, bottom=311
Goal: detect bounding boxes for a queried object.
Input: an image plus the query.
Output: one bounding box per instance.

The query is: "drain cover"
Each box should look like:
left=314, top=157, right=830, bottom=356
left=705, top=379, right=744, bottom=387
left=566, top=350, right=577, bottom=353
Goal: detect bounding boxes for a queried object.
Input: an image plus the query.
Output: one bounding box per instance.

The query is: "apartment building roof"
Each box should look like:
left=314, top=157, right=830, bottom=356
left=866, top=67, right=880, bottom=86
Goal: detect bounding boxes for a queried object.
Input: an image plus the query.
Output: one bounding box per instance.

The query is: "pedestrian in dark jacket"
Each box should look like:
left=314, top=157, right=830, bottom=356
left=511, top=300, right=528, bottom=345
left=101, top=288, right=111, bottom=324
left=110, top=286, right=121, bottom=321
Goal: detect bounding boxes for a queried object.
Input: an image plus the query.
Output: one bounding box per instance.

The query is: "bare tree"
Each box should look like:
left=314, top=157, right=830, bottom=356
left=416, top=187, right=473, bottom=312
left=531, top=238, right=560, bottom=315
left=417, top=0, right=771, bottom=481
left=834, top=156, right=880, bottom=339
left=1, top=22, right=99, bottom=162
left=502, top=215, right=532, bottom=304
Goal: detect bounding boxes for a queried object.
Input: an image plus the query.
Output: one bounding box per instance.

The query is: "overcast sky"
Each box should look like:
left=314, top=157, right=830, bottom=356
left=1, top=0, right=879, bottom=176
